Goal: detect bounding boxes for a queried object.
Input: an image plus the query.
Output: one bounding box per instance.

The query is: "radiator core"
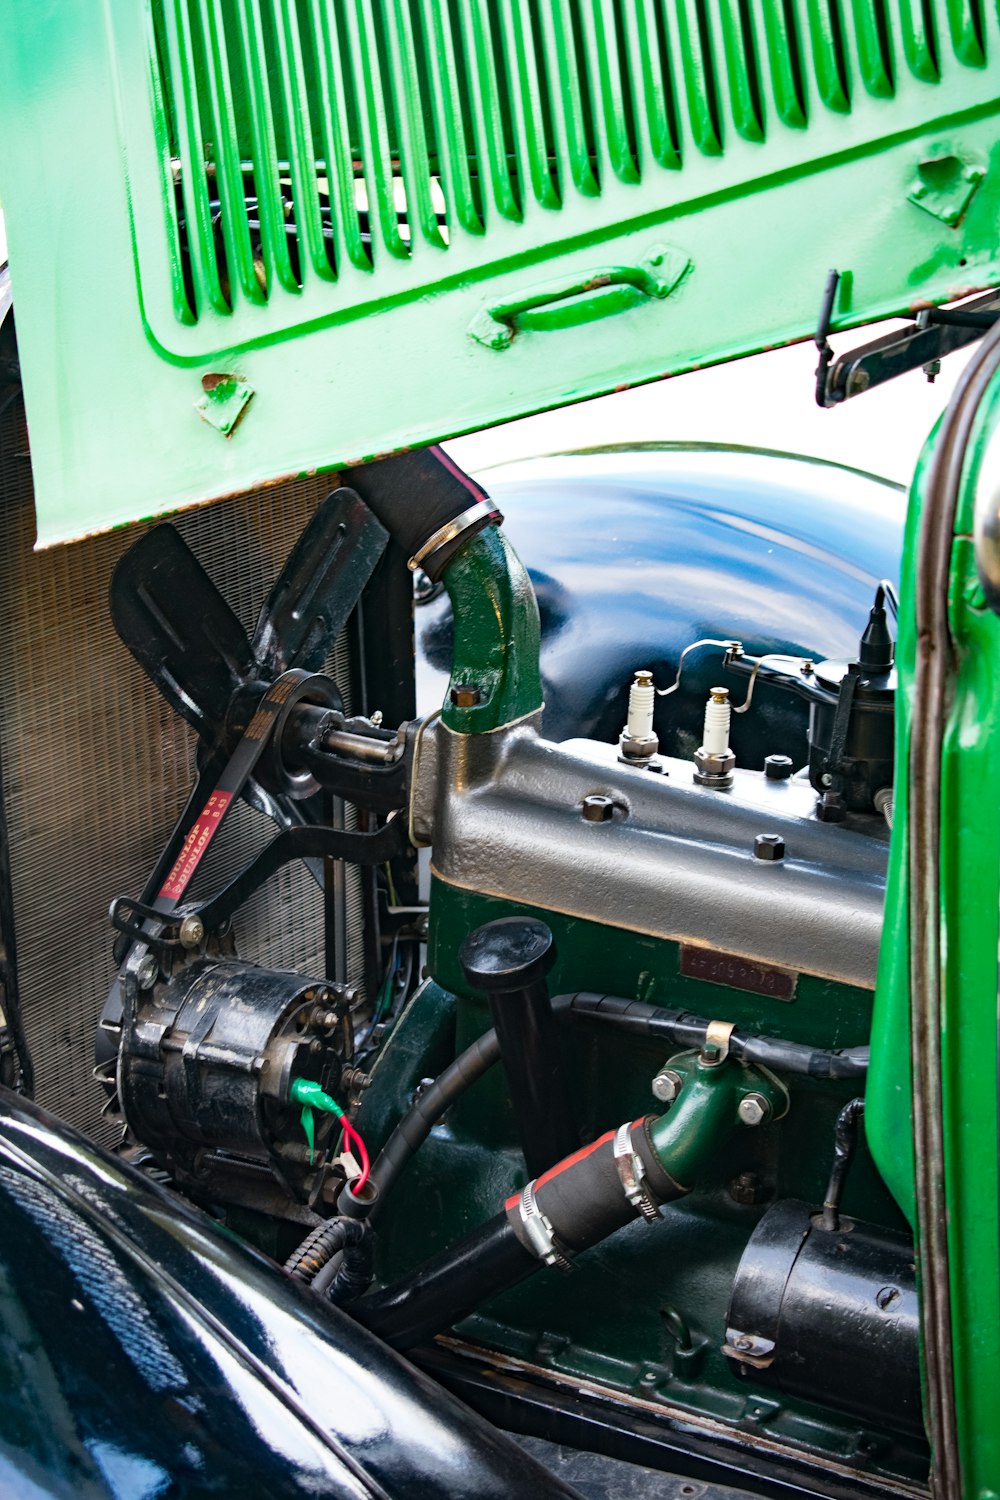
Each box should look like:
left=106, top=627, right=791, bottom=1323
left=0, top=394, right=362, bottom=1145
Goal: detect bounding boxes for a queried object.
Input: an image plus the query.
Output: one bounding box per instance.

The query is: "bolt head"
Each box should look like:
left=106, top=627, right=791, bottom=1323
left=450, top=683, right=482, bottom=708
left=178, top=915, right=205, bottom=950
left=135, top=954, right=159, bottom=990
left=738, top=1093, right=770, bottom=1127
left=581, top=794, right=615, bottom=823
left=753, top=833, right=785, bottom=861
left=652, top=1068, right=683, bottom=1104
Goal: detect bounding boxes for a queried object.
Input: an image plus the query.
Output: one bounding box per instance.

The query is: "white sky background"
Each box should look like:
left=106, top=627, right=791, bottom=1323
left=443, top=329, right=971, bottom=489
left=1, top=207, right=969, bottom=486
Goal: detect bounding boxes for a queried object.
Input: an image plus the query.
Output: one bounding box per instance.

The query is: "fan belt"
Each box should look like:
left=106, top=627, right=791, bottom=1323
left=153, top=669, right=306, bottom=912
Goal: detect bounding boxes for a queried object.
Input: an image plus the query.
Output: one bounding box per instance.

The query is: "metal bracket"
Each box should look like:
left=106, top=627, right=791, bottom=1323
left=703, top=1019, right=736, bottom=1063
left=814, top=269, right=1000, bottom=408
left=195, top=372, right=255, bottom=436
left=723, top=1327, right=777, bottom=1369
left=518, top=1181, right=573, bottom=1272
left=109, top=895, right=184, bottom=953
left=613, top=1123, right=661, bottom=1223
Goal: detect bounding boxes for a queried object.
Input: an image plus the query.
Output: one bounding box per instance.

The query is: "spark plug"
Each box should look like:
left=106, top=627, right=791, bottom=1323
left=693, top=686, right=736, bottom=789
left=619, top=670, right=659, bottom=763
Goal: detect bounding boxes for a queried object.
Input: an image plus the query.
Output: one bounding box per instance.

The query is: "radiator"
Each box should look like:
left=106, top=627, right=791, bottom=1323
left=0, top=392, right=363, bottom=1146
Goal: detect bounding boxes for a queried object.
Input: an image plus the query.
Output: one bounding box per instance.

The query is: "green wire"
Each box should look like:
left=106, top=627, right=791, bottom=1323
left=289, top=1077, right=344, bottom=1163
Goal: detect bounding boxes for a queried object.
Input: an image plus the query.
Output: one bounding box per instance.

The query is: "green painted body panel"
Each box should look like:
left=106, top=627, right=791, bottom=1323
left=0, top=2, right=998, bottom=542
left=867, top=390, right=1000, bottom=1498
left=865, top=453, right=922, bottom=1229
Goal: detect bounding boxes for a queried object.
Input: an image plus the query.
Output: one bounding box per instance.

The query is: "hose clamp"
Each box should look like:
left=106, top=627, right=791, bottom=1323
left=518, top=1181, right=573, bottom=1272
left=407, top=499, right=503, bottom=575
left=613, top=1123, right=661, bottom=1223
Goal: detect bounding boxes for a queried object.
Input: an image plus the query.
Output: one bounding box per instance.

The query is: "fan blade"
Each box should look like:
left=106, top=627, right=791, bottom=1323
left=111, top=524, right=255, bottom=745
left=252, top=488, right=388, bottom=677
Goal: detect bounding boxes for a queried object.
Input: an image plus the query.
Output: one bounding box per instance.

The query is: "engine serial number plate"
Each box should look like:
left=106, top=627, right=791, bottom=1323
left=680, top=945, right=797, bottom=1002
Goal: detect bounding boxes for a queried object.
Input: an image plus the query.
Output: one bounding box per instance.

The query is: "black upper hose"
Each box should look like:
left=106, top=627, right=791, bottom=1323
left=342, top=447, right=496, bottom=578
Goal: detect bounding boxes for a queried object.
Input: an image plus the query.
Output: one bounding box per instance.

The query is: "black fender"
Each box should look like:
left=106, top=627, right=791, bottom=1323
left=0, top=1088, right=580, bottom=1498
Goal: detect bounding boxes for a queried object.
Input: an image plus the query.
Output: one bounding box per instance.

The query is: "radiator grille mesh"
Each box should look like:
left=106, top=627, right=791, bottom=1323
left=0, top=392, right=362, bottom=1146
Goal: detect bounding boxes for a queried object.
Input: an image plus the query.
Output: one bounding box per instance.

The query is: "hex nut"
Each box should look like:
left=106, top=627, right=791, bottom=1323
left=450, top=683, right=482, bottom=708
left=693, top=746, right=735, bottom=788
left=737, top=1093, right=771, bottom=1127
left=729, top=1171, right=766, bottom=1206
left=816, top=790, right=846, bottom=823
left=764, top=754, right=794, bottom=781
left=620, top=734, right=659, bottom=762
left=582, top=794, right=615, bottom=823
left=652, top=1068, right=683, bottom=1104
left=753, top=833, right=785, bottom=861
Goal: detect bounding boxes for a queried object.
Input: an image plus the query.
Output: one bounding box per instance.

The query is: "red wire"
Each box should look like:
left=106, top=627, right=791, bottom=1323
left=340, top=1116, right=371, bottom=1194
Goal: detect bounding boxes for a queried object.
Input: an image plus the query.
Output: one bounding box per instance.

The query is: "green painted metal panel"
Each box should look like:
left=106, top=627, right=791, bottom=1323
left=867, top=374, right=1000, bottom=1496
left=0, top=2, right=998, bottom=542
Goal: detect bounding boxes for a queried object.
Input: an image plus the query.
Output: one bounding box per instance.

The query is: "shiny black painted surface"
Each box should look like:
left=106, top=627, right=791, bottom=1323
left=418, top=445, right=904, bottom=768
left=726, top=1199, right=921, bottom=1438
left=0, top=1088, right=582, bottom=1498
